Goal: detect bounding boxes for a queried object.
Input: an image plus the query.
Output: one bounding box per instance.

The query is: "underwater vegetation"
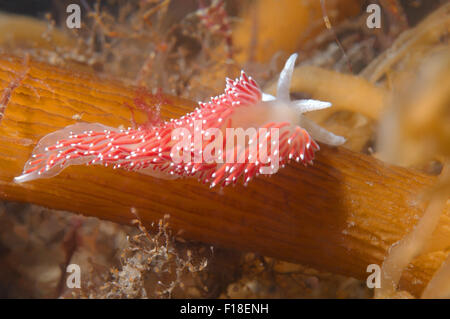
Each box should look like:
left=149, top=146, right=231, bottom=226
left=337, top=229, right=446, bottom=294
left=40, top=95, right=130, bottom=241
left=0, top=0, right=448, bottom=298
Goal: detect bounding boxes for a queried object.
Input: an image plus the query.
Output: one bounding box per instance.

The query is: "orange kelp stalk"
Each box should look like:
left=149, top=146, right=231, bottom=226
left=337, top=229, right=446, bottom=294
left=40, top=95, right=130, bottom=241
left=0, top=54, right=448, bottom=296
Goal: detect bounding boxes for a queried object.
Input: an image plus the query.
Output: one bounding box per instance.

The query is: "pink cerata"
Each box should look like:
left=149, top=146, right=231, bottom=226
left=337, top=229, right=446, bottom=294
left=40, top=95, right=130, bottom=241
left=15, top=54, right=345, bottom=187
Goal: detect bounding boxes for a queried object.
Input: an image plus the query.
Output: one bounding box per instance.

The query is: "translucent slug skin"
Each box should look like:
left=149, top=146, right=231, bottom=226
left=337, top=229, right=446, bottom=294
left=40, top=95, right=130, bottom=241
left=15, top=123, right=116, bottom=183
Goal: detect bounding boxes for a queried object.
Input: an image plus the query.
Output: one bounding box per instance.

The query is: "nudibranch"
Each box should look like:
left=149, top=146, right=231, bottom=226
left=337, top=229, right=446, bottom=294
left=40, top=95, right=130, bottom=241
left=14, top=54, right=345, bottom=187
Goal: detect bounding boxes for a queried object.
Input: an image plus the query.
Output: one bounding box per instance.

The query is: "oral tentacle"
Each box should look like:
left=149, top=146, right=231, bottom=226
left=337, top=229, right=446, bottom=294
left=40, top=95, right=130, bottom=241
left=299, top=116, right=346, bottom=146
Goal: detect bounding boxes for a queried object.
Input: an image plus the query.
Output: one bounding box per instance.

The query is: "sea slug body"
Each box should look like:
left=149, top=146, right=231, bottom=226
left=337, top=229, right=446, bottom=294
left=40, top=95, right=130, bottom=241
left=14, top=54, right=345, bottom=187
